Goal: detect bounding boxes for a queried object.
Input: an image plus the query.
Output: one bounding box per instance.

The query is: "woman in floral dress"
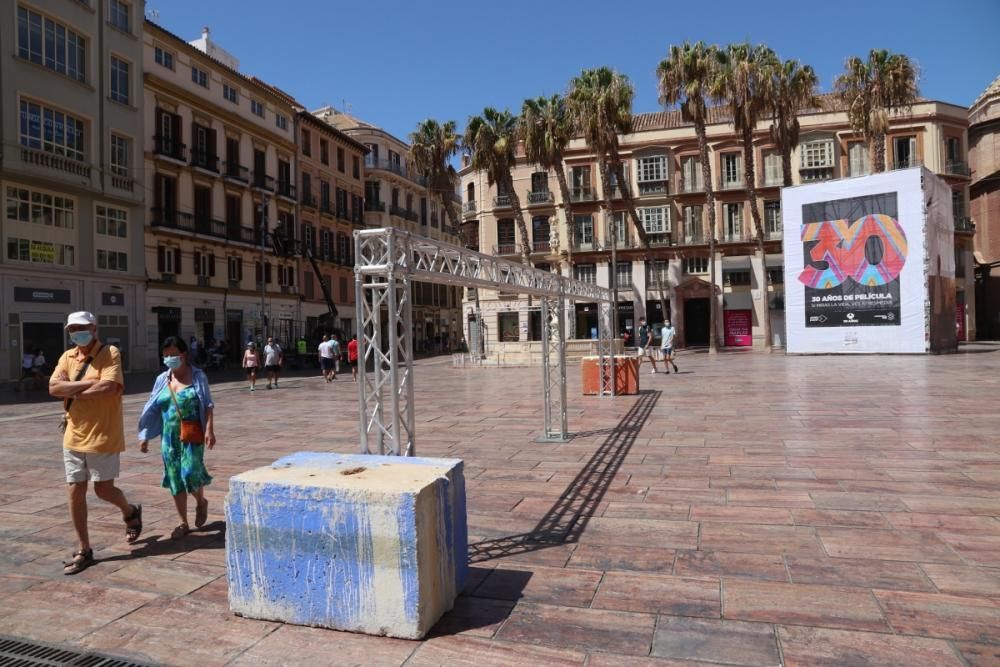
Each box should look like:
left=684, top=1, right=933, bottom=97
left=138, top=336, right=216, bottom=539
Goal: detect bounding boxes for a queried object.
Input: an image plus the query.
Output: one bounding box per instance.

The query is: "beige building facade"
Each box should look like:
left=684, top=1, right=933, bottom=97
left=1, top=0, right=149, bottom=381
left=142, top=21, right=299, bottom=363
left=460, top=97, right=976, bottom=350
left=970, top=74, right=1000, bottom=339
left=315, top=107, right=464, bottom=352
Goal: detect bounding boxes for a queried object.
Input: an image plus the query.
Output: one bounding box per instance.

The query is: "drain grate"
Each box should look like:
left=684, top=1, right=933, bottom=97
left=0, top=636, right=153, bottom=667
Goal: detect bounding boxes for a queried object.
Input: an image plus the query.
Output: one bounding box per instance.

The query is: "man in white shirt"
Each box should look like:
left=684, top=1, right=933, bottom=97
left=317, top=335, right=335, bottom=383
left=264, top=336, right=283, bottom=389
left=660, top=319, right=679, bottom=374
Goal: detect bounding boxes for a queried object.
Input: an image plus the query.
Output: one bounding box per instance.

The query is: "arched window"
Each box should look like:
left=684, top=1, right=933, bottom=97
left=466, top=182, right=475, bottom=202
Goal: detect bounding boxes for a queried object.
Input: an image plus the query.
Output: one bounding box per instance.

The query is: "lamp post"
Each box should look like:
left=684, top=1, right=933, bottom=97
left=258, top=194, right=271, bottom=342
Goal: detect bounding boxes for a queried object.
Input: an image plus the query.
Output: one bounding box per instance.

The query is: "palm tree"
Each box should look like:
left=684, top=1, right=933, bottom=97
left=463, top=108, right=532, bottom=269
left=658, top=41, right=723, bottom=353
left=521, top=95, right=574, bottom=270
left=719, top=43, right=777, bottom=350
left=768, top=59, right=819, bottom=186
left=835, top=49, right=919, bottom=172
left=567, top=67, right=670, bottom=338
left=408, top=119, right=461, bottom=236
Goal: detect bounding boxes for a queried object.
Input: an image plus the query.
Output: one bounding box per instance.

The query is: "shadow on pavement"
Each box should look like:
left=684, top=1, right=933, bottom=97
left=467, top=390, right=660, bottom=564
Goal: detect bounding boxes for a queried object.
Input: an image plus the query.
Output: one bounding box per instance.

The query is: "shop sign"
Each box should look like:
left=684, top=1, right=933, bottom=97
left=29, top=240, right=55, bottom=263
left=724, top=309, right=753, bottom=347
left=102, top=292, right=125, bottom=306
left=14, top=287, right=71, bottom=303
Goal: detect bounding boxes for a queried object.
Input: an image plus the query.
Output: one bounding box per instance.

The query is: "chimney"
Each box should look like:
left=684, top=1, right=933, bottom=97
left=202, top=26, right=210, bottom=40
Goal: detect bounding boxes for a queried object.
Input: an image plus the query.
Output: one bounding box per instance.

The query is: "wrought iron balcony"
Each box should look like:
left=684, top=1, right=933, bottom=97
left=365, top=200, right=385, bottom=213
left=226, top=223, right=257, bottom=245
left=892, top=157, right=922, bottom=170
left=363, top=157, right=427, bottom=186
left=683, top=232, right=705, bottom=245
left=532, top=239, right=550, bottom=253
left=570, top=189, right=595, bottom=202
left=955, top=216, right=975, bottom=232
left=194, top=216, right=226, bottom=238
left=190, top=149, right=219, bottom=173
left=946, top=161, right=971, bottom=176
left=647, top=233, right=673, bottom=247
left=153, top=136, right=185, bottom=161
left=301, top=192, right=317, bottom=208
left=320, top=201, right=334, bottom=216
left=494, top=242, right=519, bottom=256
left=493, top=194, right=512, bottom=209
left=719, top=177, right=744, bottom=191
left=637, top=180, right=669, bottom=196
left=150, top=207, right=195, bottom=232
left=252, top=173, right=275, bottom=191
left=223, top=162, right=249, bottom=182
left=463, top=201, right=477, bottom=214
left=766, top=228, right=783, bottom=241
left=571, top=239, right=596, bottom=251
left=528, top=190, right=554, bottom=204
left=389, top=204, right=407, bottom=218
left=276, top=181, right=296, bottom=200
left=722, top=230, right=750, bottom=243
left=679, top=180, right=704, bottom=194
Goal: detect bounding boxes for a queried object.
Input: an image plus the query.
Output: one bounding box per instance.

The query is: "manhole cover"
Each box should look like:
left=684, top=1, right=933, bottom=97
left=0, top=635, right=154, bottom=667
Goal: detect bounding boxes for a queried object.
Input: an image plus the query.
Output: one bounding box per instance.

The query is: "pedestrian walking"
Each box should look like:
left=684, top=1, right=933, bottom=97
left=329, top=334, right=341, bottom=379
left=243, top=342, right=260, bottom=391
left=347, top=334, right=359, bottom=382
left=660, top=319, right=679, bottom=374
left=32, top=348, right=48, bottom=390
left=21, top=349, right=35, bottom=382
left=635, top=317, right=659, bottom=374
left=49, top=311, right=142, bottom=575
left=264, top=336, right=283, bottom=389
left=137, top=337, right=216, bottom=540
left=318, top=335, right=335, bottom=382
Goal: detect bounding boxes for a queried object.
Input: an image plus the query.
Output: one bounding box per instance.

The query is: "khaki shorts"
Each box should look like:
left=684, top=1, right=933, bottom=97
left=64, top=449, right=120, bottom=483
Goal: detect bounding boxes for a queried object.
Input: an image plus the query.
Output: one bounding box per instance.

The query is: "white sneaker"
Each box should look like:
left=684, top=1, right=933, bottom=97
left=650, top=369, right=657, bottom=374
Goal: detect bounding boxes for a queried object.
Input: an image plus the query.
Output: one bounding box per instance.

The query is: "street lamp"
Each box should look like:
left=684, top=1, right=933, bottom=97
left=258, top=194, right=271, bottom=342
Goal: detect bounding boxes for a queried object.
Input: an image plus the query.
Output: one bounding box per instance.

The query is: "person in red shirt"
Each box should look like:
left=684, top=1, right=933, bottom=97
left=347, top=335, right=359, bottom=382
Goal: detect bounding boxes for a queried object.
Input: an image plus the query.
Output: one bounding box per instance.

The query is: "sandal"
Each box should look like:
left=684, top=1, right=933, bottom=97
left=124, top=504, right=143, bottom=543
left=62, top=548, right=95, bottom=575
left=195, top=498, right=208, bottom=529
left=171, top=523, right=190, bottom=540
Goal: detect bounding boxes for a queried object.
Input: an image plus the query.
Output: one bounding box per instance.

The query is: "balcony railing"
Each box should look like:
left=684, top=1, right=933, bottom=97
left=194, top=216, right=226, bottom=238
left=679, top=180, right=704, bottom=194
left=683, top=232, right=705, bottom=245
left=570, top=189, right=595, bottom=202
left=892, top=157, right=922, bottom=170
left=150, top=207, right=195, bottom=232
left=946, top=161, right=971, bottom=176
left=571, top=239, right=596, bottom=251
left=532, top=239, right=549, bottom=253
left=493, top=194, right=512, bottom=209
left=19, top=146, right=91, bottom=179
left=364, top=157, right=427, bottom=186
left=389, top=204, right=408, bottom=218
left=301, top=192, right=317, bottom=208
left=223, top=162, right=249, bottom=182
left=109, top=173, right=134, bottom=192
left=637, top=180, right=669, bottom=196
left=252, top=173, right=275, bottom=191
left=320, top=201, right=334, bottom=216
left=226, top=223, right=257, bottom=245
left=955, top=216, right=975, bottom=232
left=722, top=230, right=750, bottom=243
left=528, top=190, right=554, bottom=204
left=647, top=233, right=673, bottom=247
left=276, top=181, right=296, bottom=199
left=190, top=149, right=219, bottom=173
left=720, top=177, right=744, bottom=191
left=365, top=200, right=386, bottom=213
left=463, top=201, right=477, bottom=214
left=494, top=243, right=519, bottom=255
left=766, top=228, right=783, bottom=241
left=154, top=136, right=185, bottom=161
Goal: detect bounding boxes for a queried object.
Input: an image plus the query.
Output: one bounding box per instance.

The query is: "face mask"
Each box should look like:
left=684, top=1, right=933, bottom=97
left=163, top=355, right=183, bottom=369
left=69, top=331, right=93, bottom=347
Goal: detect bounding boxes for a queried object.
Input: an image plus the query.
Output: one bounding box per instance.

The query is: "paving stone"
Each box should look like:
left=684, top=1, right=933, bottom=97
left=407, top=635, right=586, bottom=666
left=591, top=572, right=720, bottom=618
left=566, top=544, right=675, bottom=574
left=784, top=555, right=935, bottom=591
left=777, top=625, right=964, bottom=667
left=229, top=623, right=417, bottom=666
left=723, top=580, right=889, bottom=631
left=953, top=642, right=1000, bottom=667
left=699, top=523, right=824, bottom=555
left=651, top=616, right=779, bottom=665
left=472, top=565, right=601, bottom=607
left=673, top=550, right=789, bottom=582
left=919, top=563, right=1000, bottom=596
left=690, top=505, right=793, bottom=525
left=873, top=589, right=1000, bottom=642
left=817, top=527, right=964, bottom=563
left=497, top=602, right=655, bottom=655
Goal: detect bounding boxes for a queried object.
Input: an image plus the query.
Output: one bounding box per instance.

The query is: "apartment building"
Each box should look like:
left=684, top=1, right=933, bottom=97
left=0, top=0, right=148, bottom=381
left=295, top=111, right=367, bottom=336
left=314, top=107, right=464, bottom=352
left=970, top=74, right=1000, bottom=340
left=460, top=96, right=976, bottom=348
left=143, top=22, right=299, bottom=363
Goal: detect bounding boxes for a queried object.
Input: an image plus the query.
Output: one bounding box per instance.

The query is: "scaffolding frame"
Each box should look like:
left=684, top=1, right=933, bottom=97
left=355, top=228, right=614, bottom=456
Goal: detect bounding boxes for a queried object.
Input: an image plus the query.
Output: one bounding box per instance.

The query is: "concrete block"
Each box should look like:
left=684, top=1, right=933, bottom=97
left=225, top=452, right=467, bottom=639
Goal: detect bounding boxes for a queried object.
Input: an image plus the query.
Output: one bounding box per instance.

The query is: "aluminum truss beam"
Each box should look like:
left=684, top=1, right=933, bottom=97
left=355, top=228, right=614, bottom=456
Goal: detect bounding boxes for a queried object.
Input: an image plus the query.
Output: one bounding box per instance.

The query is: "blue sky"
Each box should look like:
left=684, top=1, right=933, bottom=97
left=152, top=0, right=999, bottom=140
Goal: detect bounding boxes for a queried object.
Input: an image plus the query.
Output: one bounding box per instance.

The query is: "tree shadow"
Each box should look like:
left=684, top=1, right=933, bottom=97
left=468, top=390, right=660, bottom=564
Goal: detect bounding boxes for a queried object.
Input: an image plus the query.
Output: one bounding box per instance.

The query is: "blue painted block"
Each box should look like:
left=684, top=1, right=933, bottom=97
left=225, top=452, right=467, bottom=639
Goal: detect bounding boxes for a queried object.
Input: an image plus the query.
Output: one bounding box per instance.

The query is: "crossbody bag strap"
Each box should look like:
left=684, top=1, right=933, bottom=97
left=166, top=373, right=183, bottom=415
left=63, top=344, right=102, bottom=416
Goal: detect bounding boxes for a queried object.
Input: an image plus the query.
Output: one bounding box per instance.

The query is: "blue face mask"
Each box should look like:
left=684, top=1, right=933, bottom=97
left=163, top=355, right=183, bottom=369
left=69, top=331, right=93, bottom=347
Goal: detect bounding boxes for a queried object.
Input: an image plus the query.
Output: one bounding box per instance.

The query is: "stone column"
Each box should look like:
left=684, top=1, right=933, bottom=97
left=750, top=249, right=767, bottom=349
left=714, top=250, right=725, bottom=346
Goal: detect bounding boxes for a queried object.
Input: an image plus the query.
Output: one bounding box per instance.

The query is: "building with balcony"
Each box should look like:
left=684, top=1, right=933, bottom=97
left=460, top=95, right=975, bottom=349
left=0, top=0, right=149, bottom=381
left=314, top=106, right=464, bottom=352
left=295, top=110, right=367, bottom=336
left=143, top=22, right=299, bottom=360
left=970, top=73, right=1000, bottom=340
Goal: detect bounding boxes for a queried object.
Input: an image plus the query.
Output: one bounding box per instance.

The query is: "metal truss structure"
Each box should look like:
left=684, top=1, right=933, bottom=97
left=355, top=228, right=614, bottom=456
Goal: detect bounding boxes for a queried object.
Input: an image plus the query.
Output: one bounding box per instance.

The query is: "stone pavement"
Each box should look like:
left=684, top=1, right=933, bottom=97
left=1, top=347, right=1000, bottom=666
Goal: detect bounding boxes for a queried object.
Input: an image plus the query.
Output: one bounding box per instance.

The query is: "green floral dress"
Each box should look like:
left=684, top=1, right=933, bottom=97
left=157, top=385, right=212, bottom=496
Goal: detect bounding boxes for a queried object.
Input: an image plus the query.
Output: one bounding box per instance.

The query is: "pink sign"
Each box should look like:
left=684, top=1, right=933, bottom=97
left=724, top=309, right=753, bottom=347
left=956, top=303, right=966, bottom=342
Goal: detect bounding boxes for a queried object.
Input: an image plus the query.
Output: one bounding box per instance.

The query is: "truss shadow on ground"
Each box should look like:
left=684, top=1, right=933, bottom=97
left=468, top=390, right=660, bottom=563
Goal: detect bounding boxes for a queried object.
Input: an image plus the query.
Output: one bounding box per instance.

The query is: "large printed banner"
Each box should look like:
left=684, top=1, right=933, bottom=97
left=782, top=169, right=927, bottom=354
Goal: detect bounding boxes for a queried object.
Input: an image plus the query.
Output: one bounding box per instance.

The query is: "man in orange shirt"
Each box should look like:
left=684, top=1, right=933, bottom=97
left=49, top=311, right=142, bottom=574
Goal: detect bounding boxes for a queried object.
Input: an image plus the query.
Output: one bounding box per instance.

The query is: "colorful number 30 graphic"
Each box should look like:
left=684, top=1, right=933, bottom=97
left=799, top=214, right=908, bottom=288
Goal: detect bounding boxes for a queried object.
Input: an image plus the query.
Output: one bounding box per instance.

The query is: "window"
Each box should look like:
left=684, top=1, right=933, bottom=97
left=615, top=261, right=633, bottom=286
left=610, top=211, right=626, bottom=246
left=17, top=7, right=87, bottom=82
left=574, top=263, right=596, bottom=284
left=946, top=136, right=961, bottom=163
left=7, top=186, right=76, bottom=228
left=389, top=150, right=400, bottom=169
left=768, top=268, right=784, bottom=284
left=800, top=139, right=834, bottom=169
left=531, top=171, right=549, bottom=193
left=337, top=147, right=345, bottom=172
left=158, top=246, right=178, bottom=274
left=108, top=0, right=130, bottom=32
left=724, top=203, right=743, bottom=240
left=275, top=114, right=288, bottom=131
left=497, top=219, right=516, bottom=251
left=681, top=156, right=703, bottom=192
left=228, top=256, right=243, bottom=282
left=97, top=249, right=128, bottom=272
left=154, top=46, right=173, bottom=70
left=764, top=201, right=781, bottom=239
left=19, top=100, right=85, bottom=161
left=724, top=270, right=750, bottom=287
left=278, top=265, right=295, bottom=287
left=251, top=99, right=265, bottom=118
left=571, top=166, right=592, bottom=198
left=96, top=205, right=127, bottom=237
left=223, top=83, right=238, bottom=104
left=193, top=251, right=216, bottom=278
left=685, top=257, right=708, bottom=274
left=722, top=153, right=742, bottom=187
left=639, top=207, right=668, bottom=234
left=191, top=65, right=208, bottom=88
left=318, top=138, right=327, bottom=163
left=320, top=229, right=332, bottom=259
left=110, top=134, right=130, bottom=176
left=574, top=214, right=593, bottom=247
left=683, top=205, right=703, bottom=241
left=893, top=136, right=917, bottom=169
left=7, top=237, right=75, bottom=266
left=637, top=155, right=667, bottom=182
left=763, top=151, right=782, bottom=185
left=848, top=142, right=870, bottom=177
left=352, top=156, right=360, bottom=179
left=646, top=260, right=668, bottom=284
left=109, top=56, right=129, bottom=104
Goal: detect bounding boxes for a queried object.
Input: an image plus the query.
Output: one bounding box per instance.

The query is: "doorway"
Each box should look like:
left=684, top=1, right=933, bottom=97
left=528, top=309, right=542, bottom=341
left=683, top=298, right=710, bottom=346
left=155, top=308, right=181, bottom=346
left=226, top=311, right=243, bottom=361
left=21, top=322, right=66, bottom=374
left=575, top=303, right=598, bottom=339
